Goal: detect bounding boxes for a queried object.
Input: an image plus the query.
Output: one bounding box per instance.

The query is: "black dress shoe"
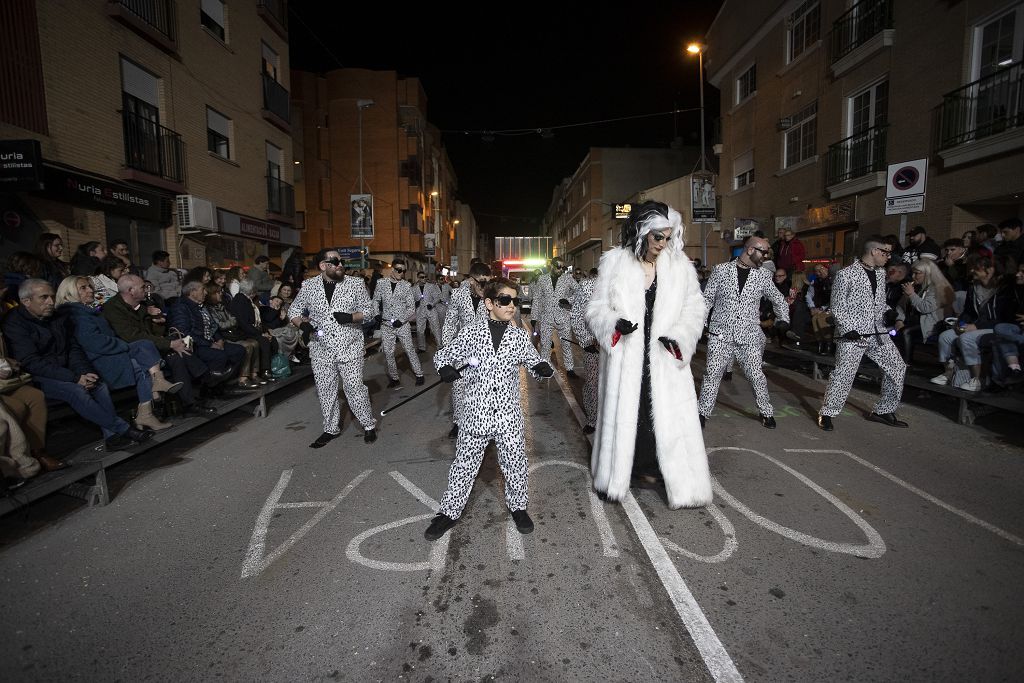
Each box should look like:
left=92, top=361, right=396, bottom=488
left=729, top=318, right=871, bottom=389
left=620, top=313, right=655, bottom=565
left=310, top=432, right=340, bottom=449
left=867, top=412, right=909, bottom=428
left=511, top=509, right=534, bottom=534
left=699, top=414, right=706, bottom=429
left=722, top=371, right=733, bottom=382
left=424, top=514, right=457, bottom=541
left=761, top=415, right=777, bottom=429
left=183, top=404, right=218, bottom=417
left=104, top=434, right=133, bottom=451
left=582, top=425, right=595, bottom=434
left=259, top=370, right=276, bottom=382
left=1003, top=368, right=1024, bottom=385
left=387, top=378, right=401, bottom=389
left=817, top=414, right=834, bottom=431
left=448, top=423, right=459, bottom=439
left=566, top=369, right=579, bottom=379
left=125, top=426, right=155, bottom=443
left=415, top=375, right=425, bottom=386
left=363, top=428, right=377, bottom=443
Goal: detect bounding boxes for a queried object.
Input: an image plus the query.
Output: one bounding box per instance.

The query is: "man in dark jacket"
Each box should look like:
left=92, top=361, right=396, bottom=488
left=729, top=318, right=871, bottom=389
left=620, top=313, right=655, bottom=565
left=3, top=279, right=154, bottom=451
left=995, top=217, right=1024, bottom=265
left=103, top=274, right=215, bottom=416
left=228, top=279, right=277, bottom=381
left=168, top=281, right=245, bottom=376
left=903, top=226, right=941, bottom=263
left=280, top=250, right=306, bottom=291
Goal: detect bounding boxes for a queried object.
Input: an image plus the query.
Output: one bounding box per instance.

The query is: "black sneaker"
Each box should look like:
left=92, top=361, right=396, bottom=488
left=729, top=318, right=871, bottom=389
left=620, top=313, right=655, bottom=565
left=699, top=414, right=706, bottom=429
left=867, top=412, right=909, bottom=428
left=761, top=415, right=777, bottom=429
left=415, top=375, right=425, bottom=386
left=364, top=428, right=377, bottom=443
left=582, top=425, right=595, bottom=434
left=511, top=509, right=534, bottom=534
left=310, top=432, right=340, bottom=449
left=566, top=369, right=579, bottom=379
left=104, top=434, right=134, bottom=451
left=387, top=378, right=401, bottom=389
left=448, top=423, right=458, bottom=439
left=424, top=514, right=457, bottom=541
left=817, top=414, right=834, bottom=431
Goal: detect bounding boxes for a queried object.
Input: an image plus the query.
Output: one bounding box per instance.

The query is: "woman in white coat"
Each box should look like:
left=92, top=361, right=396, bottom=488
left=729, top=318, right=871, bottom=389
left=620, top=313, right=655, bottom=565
left=586, top=201, right=712, bottom=509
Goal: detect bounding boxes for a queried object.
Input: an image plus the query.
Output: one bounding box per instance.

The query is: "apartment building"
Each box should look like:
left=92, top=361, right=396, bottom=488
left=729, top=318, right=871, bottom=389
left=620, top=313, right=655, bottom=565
left=452, top=200, right=480, bottom=275
left=290, top=68, right=459, bottom=275
left=706, top=0, right=1024, bottom=266
left=542, top=146, right=700, bottom=272
left=0, top=0, right=297, bottom=271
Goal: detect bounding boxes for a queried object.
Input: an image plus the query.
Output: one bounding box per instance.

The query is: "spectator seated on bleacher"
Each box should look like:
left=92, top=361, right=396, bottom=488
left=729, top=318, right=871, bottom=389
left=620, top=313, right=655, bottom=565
left=228, top=279, right=278, bottom=386
left=35, top=233, right=70, bottom=290
left=90, top=255, right=126, bottom=305
left=895, top=259, right=954, bottom=365
left=262, top=295, right=301, bottom=361
left=144, top=250, right=180, bottom=306
left=169, top=281, right=246, bottom=387
left=102, top=275, right=216, bottom=418
left=805, top=264, right=835, bottom=355
left=2, top=279, right=154, bottom=451
left=69, top=240, right=105, bottom=277
left=4, top=252, right=46, bottom=312
left=205, top=283, right=260, bottom=387
left=940, top=238, right=971, bottom=292
left=987, top=261, right=1024, bottom=387
left=248, top=255, right=274, bottom=303
left=0, top=327, right=66, bottom=473
left=931, top=254, right=1018, bottom=392
left=56, top=276, right=181, bottom=432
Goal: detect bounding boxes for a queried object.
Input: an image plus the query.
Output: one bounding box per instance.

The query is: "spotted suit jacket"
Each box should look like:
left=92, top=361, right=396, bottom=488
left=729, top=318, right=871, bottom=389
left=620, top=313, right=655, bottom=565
left=441, top=286, right=488, bottom=346
left=569, top=277, right=597, bottom=347
left=373, top=278, right=416, bottom=324
left=702, top=261, right=789, bottom=344
left=829, top=262, right=892, bottom=346
left=412, top=282, right=442, bottom=312
left=288, top=275, right=372, bottom=362
left=433, top=319, right=544, bottom=437
left=533, top=272, right=579, bottom=324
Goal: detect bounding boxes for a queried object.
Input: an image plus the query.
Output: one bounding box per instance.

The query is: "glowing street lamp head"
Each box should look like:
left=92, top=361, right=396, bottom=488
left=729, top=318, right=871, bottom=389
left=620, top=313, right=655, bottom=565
left=686, top=43, right=704, bottom=54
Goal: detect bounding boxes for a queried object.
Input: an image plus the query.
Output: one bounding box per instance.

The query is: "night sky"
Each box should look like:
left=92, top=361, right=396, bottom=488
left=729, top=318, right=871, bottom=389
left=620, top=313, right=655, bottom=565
left=289, top=2, right=723, bottom=236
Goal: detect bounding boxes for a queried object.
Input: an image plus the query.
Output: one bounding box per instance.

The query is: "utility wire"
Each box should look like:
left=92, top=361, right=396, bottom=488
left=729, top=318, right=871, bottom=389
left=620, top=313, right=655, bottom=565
left=442, top=107, right=702, bottom=136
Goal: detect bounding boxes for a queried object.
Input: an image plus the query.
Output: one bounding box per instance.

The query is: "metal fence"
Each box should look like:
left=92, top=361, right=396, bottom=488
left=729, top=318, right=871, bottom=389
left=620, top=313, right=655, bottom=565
left=829, top=0, right=893, bottom=64
left=122, top=109, right=185, bottom=183
left=262, top=73, right=290, bottom=124
left=267, top=176, right=294, bottom=217
left=939, top=63, right=1023, bottom=149
left=825, top=125, right=887, bottom=186
left=113, top=0, right=176, bottom=42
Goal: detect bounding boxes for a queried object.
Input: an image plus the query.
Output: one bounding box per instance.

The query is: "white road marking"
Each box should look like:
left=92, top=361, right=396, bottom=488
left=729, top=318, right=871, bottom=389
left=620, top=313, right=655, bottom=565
left=390, top=471, right=440, bottom=512
left=786, top=449, right=1024, bottom=548
left=622, top=492, right=745, bottom=683
left=529, top=459, right=619, bottom=558
left=709, top=447, right=886, bottom=559
left=657, top=495, right=738, bottom=564
left=241, top=469, right=372, bottom=579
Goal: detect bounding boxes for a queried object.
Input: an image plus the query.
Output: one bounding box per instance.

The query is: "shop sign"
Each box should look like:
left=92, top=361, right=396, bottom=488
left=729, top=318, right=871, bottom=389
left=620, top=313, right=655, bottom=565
left=40, top=165, right=162, bottom=221
left=240, top=217, right=281, bottom=242
left=0, top=140, right=43, bottom=191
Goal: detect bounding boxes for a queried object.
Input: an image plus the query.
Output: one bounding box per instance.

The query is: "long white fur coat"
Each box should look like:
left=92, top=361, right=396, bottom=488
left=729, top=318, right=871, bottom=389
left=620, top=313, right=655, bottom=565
left=585, top=247, right=712, bottom=509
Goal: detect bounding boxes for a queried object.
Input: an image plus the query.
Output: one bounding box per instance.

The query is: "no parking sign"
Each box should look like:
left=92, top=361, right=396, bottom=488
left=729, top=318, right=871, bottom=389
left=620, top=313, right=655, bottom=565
left=884, top=158, right=927, bottom=215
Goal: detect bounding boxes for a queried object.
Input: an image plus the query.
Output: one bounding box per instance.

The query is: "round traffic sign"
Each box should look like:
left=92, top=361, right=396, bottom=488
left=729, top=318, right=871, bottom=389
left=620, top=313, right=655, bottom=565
left=2, top=210, right=20, bottom=229
left=892, top=166, right=920, bottom=191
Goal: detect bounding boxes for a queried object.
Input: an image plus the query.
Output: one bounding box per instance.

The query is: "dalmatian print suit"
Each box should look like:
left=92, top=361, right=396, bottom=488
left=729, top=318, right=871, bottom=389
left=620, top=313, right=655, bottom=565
left=413, top=281, right=443, bottom=351
left=569, top=277, right=599, bottom=427
left=441, top=286, right=489, bottom=424
left=821, top=263, right=906, bottom=417
left=534, top=271, right=578, bottom=371
left=433, top=319, right=546, bottom=519
left=373, top=277, right=424, bottom=381
left=699, top=261, right=790, bottom=418
left=288, top=275, right=376, bottom=433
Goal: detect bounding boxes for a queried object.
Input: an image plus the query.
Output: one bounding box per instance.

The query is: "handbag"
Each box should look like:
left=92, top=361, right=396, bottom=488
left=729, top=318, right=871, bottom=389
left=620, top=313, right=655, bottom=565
left=0, top=372, right=31, bottom=395
left=221, top=327, right=247, bottom=342
left=270, top=352, right=292, bottom=379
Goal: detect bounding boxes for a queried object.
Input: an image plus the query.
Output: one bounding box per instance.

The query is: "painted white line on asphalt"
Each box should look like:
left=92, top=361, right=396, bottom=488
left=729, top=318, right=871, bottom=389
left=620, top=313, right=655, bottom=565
left=276, top=502, right=327, bottom=509
left=622, top=492, right=745, bottom=683
left=506, top=520, right=525, bottom=560
left=709, top=447, right=886, bottom=559
left=529, top=459, right=619, bottom=558
left=241, top=469, right=372, bottom=579
left=786, top=449, right=1024, bottom=548
left=347, top=513, right=442, bottom=571
left=657, top=495, right=738, bottom=564
left=390, top=471, right=440, bottom=512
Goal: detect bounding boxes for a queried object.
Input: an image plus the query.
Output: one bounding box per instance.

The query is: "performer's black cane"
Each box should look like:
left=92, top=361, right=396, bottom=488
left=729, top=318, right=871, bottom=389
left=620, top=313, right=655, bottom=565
left=379, top=358, right=479, bottom=417
left=842, top=329, right=898, bottom=341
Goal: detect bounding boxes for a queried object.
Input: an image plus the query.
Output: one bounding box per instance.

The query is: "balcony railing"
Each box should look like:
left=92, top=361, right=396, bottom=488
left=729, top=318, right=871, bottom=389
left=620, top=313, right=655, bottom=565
left=267, top=176, right=294, bottom=217
left=107, top=0, right=177, bottom=51
left=829, top=0, right=893, bottom=64
left=122, top=110, right=185, bottom=183
left=256, top=0, right=287, bottom=34
left=825, top=125, right=887, bottom=186
left=261, top=73, right=291, bottom=125
left=939, top=63, right=1023, bottom=149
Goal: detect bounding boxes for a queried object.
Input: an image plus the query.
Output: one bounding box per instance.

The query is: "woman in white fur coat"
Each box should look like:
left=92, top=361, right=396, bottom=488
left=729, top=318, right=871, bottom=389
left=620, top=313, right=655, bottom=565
left=586, top=201, right=712, bottom=509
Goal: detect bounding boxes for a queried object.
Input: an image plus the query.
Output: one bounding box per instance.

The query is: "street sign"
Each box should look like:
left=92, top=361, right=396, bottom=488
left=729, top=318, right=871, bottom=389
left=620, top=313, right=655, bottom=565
left=337, top=246, right=367, bottom=261
left=614, top=203, right=631, bottom=219
left=885, top=158, right=927, bottom=215
left=733, top=217, right=759, bottom=240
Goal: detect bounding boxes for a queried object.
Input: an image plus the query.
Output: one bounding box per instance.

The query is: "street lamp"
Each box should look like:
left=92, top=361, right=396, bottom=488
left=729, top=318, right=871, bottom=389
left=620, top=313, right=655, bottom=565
left=687, top=41, right=709, bottom=265
left=356, top=98, right=374, bottom=268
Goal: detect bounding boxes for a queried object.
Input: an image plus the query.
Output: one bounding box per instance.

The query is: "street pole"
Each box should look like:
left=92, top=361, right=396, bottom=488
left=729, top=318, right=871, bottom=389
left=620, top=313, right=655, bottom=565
left=696, top=47, right=708, bottom=265
left=357, top=103, right=365, bottom=270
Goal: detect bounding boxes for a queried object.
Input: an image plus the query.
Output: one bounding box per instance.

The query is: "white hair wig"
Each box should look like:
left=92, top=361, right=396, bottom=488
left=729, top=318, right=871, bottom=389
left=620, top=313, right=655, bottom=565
left=628, top=203, right=686, bottom=259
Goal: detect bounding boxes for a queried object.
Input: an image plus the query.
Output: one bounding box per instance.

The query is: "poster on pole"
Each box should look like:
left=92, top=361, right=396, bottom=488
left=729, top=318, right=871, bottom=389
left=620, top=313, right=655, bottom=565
left=690, top=172, right=717, bottom=223
left=350, top=194, right=374, bottom=239
left=424, top=233, right=436, bottom=257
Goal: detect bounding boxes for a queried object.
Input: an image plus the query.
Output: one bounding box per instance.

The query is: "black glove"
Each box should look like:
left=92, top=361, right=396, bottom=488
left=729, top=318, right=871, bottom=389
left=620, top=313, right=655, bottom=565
left=773, top=320, right=790, bottom=335
left=615, top=318, right=638, bottom=335
left=299, top=321, right=316, bottom=344
left=392, top=319, right=404, bottom=329
left=658, top=337, right=682, bottom=360
left=558, top=298, right=572, bottom=310
left=438, top=365, right=461, bottom=383
left=882, top=309, right=898, bottom=327
left=333, top=311, right=354, bottom=325
left=532, top=361, right=554, bottom=377
left=583, top=343, right=599, bottom=354
left=426, top=304, right=433, bottom=310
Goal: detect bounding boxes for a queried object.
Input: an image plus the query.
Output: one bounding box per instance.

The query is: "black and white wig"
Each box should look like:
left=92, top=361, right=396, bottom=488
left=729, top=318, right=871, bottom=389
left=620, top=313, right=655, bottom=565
left=620, top=200, right=685, bottom=261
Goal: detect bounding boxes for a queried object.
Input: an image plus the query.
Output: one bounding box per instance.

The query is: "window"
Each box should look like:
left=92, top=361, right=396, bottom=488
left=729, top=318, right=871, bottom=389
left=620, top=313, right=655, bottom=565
left=200, top=0, right=225, bottom=41
left=121, top=57, right=159, bottom=114
left=784, top=102, right=817, bottom=168
left=736, top=64, right=756, bottom=103
left=581, top=179, right=586, bottom=197
left=206, top=107, right=231, bottom=158
left=973, top=6, right=1023, bottom=79
left=733, top=150, right=754, bottom=189
left=787, top=0, right=820, bottom=62
left=849, top=80, right=888, bottom=135
left=262, top=42, right=279, bottom=81
left=266, top=141, right=282, bottom=179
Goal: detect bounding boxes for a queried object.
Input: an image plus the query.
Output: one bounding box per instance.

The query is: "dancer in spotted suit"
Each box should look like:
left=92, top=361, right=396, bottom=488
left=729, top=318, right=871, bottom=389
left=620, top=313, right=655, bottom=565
left=533, top=258, right=579, bottom=376
left=698, top=236, right=790, bottom=429
left=372, top=258, right=424, bottom=388
left=289, top=249, right=378, bottom=446
left=440, top=261, right=491, bottom=438
left=425, top=278, right=553, bottom=541
left=412, top=271, right=443, bottom=352
left=570, top=267, right=600, bottom=433
left=818, top=236, right=908, bottom=431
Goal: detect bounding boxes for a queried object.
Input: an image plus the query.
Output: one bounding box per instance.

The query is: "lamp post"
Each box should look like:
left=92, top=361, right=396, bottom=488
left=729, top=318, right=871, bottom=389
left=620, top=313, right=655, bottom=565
left=687, top=42, right=709, bottom=265
left=356, top=98, right=374, bottom=269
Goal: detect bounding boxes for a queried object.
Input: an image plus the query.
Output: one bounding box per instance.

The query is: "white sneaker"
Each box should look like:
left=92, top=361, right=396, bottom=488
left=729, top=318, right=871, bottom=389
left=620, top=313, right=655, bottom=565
left=960, top=377, right=982, bottom=392
left=930, top=373, right=949, bottom=385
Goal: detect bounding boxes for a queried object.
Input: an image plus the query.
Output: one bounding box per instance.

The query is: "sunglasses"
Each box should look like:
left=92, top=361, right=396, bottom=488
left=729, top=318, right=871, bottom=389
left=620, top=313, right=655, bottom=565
left=650, top=233, right=672, bottom=242
left=752, top=247, right=771, bottom=255
left=321, top=258, right=342, bottom=266
left=492, top=294, right=521, bottom=307
left=875, top=248, right=893, bottom=255
left=393, top=267, right=406, bottom=273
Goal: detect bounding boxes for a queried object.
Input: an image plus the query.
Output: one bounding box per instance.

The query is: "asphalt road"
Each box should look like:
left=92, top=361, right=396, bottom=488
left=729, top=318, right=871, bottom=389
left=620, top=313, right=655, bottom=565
left=1, top=325, right=1022, bottom=682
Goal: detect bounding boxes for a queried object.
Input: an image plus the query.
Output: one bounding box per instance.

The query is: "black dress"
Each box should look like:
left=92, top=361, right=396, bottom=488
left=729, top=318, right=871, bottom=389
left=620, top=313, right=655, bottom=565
left=632, top=276, right=659, bottom=479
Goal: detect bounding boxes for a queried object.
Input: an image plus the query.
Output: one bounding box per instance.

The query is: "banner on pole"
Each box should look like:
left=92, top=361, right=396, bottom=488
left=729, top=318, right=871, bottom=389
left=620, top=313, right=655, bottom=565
left=350, top=194, right=374, bottom=238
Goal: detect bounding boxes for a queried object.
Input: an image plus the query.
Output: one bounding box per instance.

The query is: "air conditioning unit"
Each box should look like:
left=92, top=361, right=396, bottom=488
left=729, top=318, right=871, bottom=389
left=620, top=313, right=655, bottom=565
left=175, top=195, right=218, bottom=231
left=777, top=117, right=793, bottom=131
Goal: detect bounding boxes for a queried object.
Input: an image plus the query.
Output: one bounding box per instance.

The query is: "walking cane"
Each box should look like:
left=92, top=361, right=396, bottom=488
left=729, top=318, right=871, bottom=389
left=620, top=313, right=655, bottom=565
left=842, top=329, right=898, bottom=341
left=379, top=358, right=480, bottom=417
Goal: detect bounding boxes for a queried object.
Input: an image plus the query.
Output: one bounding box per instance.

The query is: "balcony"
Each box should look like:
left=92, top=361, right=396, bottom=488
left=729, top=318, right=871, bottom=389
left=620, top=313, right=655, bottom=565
left=824, top=125, right=887, bottom=198
left=828, top=0, right=894, bottom=77
left=121, top=110, right=185, bottom=191
left=261, top=73, right=291, bottom=132
left=266, top=176, right=294, bottom=220
left=106, top=0, right=177, bottom=54
left=938, top=63, right=1024, bottom=167
left=256, top=0, right=288, bottom=39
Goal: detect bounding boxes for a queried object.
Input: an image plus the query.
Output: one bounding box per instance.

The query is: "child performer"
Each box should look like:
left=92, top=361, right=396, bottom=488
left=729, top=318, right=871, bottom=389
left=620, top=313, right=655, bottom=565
left=425, top=278, right=554, bottom=541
